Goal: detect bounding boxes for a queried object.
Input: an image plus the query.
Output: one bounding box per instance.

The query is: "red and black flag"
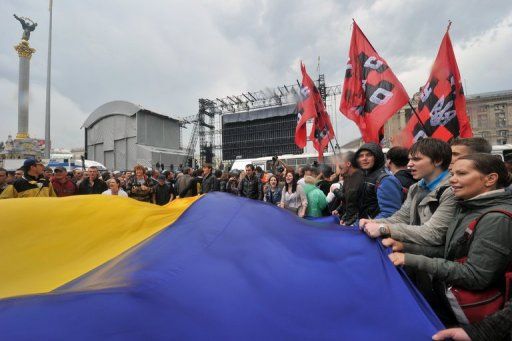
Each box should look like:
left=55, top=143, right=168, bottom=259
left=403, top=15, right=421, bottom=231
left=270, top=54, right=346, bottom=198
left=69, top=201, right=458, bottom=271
left=340, top=21, right=409, bottom=144
left=293, top=101, right=308, bottom=149
left=294, top=62, right=334, bottom=160
left=397, top=26, right=473, bottom=147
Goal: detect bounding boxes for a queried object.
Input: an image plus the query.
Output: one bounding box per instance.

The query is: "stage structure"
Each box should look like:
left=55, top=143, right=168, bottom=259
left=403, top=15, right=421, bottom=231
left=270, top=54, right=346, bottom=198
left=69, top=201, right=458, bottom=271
left=182, top=75, right=342, bottom=165
left=222, top=104, right=302, bottom=160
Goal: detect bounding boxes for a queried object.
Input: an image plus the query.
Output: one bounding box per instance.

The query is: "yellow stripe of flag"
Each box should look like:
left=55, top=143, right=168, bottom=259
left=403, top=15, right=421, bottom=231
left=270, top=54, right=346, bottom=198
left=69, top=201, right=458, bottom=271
left=0, top=195, right=200, bottom=299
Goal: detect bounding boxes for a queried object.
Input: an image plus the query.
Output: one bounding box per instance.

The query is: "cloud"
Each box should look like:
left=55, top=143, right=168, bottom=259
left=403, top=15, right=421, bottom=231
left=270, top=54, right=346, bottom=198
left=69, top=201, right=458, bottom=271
left=0, top=77, right=87, bottom=148
left=0, top=0, right=511, bottom=150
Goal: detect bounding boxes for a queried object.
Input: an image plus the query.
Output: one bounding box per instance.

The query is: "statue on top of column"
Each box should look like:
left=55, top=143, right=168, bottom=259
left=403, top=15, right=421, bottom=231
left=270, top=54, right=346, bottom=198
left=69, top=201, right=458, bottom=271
left=13, top=14, right=37, bottom=41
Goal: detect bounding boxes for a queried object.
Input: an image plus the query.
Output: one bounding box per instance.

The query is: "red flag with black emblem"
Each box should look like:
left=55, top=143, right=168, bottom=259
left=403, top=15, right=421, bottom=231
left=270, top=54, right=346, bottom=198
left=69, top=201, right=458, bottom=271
left=397, top=27, right=473, bottom=147
left=294, top=62, right=334, bottom=160
left=310, top=96, right=335, bottom=161
left=340, top=21, right=409, bottom=144
left=293, top=101, right=308, bottom=149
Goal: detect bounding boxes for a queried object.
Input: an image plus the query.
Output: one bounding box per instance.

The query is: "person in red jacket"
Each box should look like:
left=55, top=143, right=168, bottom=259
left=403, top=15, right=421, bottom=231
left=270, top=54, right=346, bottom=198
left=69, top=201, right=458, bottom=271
left=51, top=166, right=77, bottom=197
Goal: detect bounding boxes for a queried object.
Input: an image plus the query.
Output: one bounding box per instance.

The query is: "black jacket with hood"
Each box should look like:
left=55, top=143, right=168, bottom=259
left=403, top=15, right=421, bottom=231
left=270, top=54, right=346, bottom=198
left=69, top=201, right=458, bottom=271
left=355, top=142, right=400, bottom=219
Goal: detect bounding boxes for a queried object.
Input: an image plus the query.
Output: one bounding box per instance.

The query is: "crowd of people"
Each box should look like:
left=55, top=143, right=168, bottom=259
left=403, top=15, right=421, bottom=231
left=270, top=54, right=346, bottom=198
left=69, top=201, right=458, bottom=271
left=2, top=137, right=512, bottom=340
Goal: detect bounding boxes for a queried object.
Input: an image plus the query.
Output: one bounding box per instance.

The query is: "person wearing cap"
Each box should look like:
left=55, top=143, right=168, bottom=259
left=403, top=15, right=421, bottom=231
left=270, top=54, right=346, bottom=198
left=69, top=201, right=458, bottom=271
left=0, top=158, right=57, bottom=199
left=153, top=174, right=173, bottom=205
left=51, top=166, right=77, bottom=197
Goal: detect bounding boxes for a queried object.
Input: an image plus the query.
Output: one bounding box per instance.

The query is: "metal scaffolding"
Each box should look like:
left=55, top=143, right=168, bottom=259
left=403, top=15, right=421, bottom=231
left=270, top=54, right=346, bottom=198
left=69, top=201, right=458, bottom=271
left=181, top=77, right=342, bottom=164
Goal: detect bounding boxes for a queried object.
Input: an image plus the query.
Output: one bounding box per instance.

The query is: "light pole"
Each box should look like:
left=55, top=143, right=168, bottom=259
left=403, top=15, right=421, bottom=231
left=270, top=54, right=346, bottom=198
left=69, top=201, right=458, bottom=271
left=44, top=0, right=53, bottom=158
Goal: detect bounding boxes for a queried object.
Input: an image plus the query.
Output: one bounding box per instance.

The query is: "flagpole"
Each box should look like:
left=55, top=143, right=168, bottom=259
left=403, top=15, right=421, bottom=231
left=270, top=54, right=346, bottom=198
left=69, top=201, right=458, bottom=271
left=329, top=140, right=339, bottom=155
left=44, top=0, right=53, bottom=159
left=447, top=20, right=452, bottom=32
left=407, top=101, right=430, bottom=137
left=333, top=136, right=340, bottom=149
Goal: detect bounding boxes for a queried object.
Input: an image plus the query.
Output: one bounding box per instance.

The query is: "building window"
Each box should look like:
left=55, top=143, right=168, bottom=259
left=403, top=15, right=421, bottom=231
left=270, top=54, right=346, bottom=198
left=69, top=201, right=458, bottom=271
left=494, top=103, right=506, bottom=111
left=496, top=112, right=507, bottom=128
left=497, top=138, right=508, bottom=145
left=480, top=131, right=491, bottom=139
left=498, top=130, right=509, bottom=137
left=478, top=105, right=489, bottom=112
left=477, top=114, right=488, bottom=128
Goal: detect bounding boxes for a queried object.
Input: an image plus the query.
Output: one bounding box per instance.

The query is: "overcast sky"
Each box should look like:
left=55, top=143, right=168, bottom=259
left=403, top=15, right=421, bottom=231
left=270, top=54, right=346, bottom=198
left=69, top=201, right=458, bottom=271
left=1, top=0, right=511, bottom=149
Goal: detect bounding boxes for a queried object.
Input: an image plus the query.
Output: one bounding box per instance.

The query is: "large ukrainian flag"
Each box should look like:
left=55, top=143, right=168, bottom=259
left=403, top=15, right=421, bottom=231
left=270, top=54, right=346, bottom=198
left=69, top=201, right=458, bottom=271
left=0, top=192, right=443, bottom=340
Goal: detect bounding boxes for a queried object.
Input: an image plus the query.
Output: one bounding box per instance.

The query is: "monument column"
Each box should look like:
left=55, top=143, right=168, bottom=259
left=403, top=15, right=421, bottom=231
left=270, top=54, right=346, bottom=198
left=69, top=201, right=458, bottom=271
left=14, top=40, right=35, bottom=139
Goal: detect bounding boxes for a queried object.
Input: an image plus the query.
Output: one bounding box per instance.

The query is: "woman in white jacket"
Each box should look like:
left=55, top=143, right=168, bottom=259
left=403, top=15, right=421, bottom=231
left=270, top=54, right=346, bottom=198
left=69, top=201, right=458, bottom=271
left=102, top=178, right=128, bottom=197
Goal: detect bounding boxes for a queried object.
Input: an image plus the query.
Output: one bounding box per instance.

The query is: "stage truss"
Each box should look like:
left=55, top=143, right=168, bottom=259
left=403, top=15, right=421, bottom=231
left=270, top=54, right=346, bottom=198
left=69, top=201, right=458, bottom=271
left=181, top=76, right=342, bottom=165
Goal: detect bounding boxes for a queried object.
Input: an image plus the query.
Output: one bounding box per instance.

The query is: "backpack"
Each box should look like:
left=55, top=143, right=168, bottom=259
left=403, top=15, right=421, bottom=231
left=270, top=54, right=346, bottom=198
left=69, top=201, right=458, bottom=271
left=446, top=209, right=512, bottom=324
left=376, top=172, right=408, bottom=203
left=394, top=171, right=417, bottom=203
left=427, top=185, right=450, bottom=214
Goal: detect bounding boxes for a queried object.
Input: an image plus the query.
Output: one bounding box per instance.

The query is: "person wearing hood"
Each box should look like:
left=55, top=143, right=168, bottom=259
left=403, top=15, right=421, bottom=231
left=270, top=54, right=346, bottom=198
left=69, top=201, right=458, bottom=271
left=386, top=153, right=512, bottom=326
left=348, top=142, right=403, bottom=223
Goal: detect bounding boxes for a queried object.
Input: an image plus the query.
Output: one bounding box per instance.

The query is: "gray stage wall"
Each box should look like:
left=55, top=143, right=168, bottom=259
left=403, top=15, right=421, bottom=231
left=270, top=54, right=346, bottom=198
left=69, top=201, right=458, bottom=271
left=85, top=105, right=184, bottom=170
left=137, top=111, right=180, bottom=149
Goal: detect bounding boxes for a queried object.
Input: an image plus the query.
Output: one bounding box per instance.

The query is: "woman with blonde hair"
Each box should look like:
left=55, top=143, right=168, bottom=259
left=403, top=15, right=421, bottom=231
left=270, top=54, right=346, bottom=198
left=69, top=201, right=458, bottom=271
left=126, top=164, right=154, bottom=202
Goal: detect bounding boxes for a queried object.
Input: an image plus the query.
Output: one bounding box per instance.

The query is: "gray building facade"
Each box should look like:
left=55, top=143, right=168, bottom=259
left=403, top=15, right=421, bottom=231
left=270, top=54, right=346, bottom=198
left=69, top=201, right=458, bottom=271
left=83, top=101, right=185, bottom=171
left=466, top=90, right=512, bottom=145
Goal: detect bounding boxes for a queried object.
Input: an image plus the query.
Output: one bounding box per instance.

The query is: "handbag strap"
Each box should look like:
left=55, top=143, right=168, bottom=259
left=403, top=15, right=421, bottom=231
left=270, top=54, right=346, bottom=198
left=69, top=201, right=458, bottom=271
left=452, top=209, right=512, bottom=311
left=457, top=209, right=512, bottom=246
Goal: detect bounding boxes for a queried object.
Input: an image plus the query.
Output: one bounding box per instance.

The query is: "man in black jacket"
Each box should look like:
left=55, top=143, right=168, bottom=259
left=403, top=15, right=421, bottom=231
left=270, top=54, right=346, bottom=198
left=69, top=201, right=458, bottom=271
left=352, top=143, right=403, bottom=220
left=332, top=151, right=364, bottom=225
left=78, top=166, right=108, bottom=195
left=201, top=163, right=217, bottom=194
left=238, top=164, right=262, bottom=200
left=153, top=174, right=174, bottom=205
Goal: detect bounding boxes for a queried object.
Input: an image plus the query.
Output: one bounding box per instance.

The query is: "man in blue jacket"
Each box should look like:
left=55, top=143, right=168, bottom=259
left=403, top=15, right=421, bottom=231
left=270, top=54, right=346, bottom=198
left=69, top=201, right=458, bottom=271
left=343, top=142, right=402, bottom=224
